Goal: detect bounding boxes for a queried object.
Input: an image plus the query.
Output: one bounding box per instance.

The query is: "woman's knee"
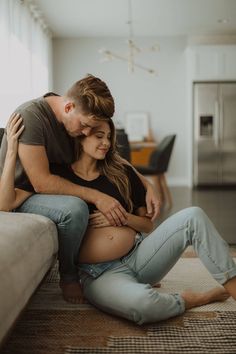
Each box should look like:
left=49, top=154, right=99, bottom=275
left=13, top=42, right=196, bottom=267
left=186, top=206, right=206, bottom=223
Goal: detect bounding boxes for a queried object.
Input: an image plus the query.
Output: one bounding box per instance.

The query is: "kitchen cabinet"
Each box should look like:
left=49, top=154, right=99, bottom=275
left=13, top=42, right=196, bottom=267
left=186, top=45, right=236, bottom=80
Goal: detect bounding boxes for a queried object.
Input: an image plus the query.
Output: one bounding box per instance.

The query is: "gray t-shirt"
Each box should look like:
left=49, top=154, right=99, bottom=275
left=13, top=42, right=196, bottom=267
left=0, top=93, right=75, bottom=191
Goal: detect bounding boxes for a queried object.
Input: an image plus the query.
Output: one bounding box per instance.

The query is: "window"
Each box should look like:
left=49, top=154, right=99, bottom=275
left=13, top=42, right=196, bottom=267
left=0, top=0, right=52, bottom=126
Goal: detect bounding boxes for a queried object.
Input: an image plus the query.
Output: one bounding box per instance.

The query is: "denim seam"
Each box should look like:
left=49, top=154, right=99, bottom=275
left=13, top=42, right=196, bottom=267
left=174, top=294, right=185, bottom=313
left=18, top=201, right=72, bottom=228
left=134, top=224, right=187, bottom=275
left=192, top=226, right=227, bottom=275
left=188, top=218, right=229, bottom=275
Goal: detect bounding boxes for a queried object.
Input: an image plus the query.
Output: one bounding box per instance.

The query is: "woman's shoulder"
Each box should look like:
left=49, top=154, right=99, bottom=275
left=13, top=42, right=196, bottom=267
left=122, top=162, right=132, bottom=172
left=123, top=163, right=138, bottom=178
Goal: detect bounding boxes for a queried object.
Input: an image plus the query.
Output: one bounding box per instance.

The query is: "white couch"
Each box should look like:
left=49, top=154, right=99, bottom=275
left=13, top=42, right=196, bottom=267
left=0, top=211, right=58, bottom=344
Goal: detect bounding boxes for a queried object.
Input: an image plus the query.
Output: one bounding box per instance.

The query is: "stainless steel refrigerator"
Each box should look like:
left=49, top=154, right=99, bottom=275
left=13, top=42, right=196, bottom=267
left=193, top=82, right=236, bottom=187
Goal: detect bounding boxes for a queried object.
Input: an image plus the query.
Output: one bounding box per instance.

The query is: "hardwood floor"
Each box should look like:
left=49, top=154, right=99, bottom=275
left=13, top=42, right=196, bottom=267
left=156, top=186, right=236, bottom=245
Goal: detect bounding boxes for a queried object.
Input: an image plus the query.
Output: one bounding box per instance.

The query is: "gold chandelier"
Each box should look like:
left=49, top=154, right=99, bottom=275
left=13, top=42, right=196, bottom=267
left=99, top=0, right=159, bottom=75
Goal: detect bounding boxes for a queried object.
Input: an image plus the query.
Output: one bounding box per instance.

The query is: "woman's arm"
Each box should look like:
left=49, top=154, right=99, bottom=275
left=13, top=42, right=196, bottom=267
left=125, top=206, right=154, bottom=234
left=89, top=207, right=154, bottom=234
left=0, top=113, right=32, bottom=211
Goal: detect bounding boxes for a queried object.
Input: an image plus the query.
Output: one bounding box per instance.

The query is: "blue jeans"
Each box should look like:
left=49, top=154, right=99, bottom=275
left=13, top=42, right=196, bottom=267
left=16, top=194, right=89, bottom=282
left=80, top=207, right=236, bottom=324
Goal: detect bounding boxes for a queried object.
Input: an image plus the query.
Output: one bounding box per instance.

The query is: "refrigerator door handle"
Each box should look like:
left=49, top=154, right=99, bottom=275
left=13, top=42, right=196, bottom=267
left=214, top=101, right=220, bottom=147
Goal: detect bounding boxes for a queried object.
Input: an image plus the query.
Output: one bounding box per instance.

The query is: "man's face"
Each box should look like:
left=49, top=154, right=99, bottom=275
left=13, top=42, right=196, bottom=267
left=63, top=104, right=100, bottom=137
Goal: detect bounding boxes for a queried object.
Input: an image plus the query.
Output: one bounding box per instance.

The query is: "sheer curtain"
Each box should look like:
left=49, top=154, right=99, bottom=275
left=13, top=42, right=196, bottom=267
left=0, top=0, right=53, bottom=126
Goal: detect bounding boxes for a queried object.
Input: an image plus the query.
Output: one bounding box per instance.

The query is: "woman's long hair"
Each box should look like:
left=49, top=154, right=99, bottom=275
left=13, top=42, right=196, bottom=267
left=75, top=119, right=133, bottom=212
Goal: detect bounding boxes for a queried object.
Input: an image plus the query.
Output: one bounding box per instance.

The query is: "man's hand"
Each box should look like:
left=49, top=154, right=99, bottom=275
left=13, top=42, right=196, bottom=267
left=145, top=183, right=161, bottom=221
left=89, top=210, right=112, bottom=228
left=95, top=194, right=127, bottom=226
left=126, top=163, right=161, bottom=222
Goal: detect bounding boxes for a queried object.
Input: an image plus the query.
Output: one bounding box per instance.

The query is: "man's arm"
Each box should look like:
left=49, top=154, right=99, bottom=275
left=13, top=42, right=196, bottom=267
left=18, top=143, right=127, bottom=226
left=120, top=157, right=161, bottom=221
left=135, top=169, right=161, bottom=221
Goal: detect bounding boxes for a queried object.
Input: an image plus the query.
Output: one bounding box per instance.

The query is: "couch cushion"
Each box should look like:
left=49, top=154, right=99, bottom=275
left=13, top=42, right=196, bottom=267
left=0, top=212, right=58, bottom=344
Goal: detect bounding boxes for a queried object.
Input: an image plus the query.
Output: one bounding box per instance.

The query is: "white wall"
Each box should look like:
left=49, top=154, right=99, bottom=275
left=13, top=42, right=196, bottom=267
left=53, top=36, right=189, bottom=186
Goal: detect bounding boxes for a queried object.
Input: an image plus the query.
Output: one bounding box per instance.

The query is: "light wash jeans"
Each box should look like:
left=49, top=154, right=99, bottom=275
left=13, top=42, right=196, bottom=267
left=79, top=207, right=236, bottom=325
left=16, top=194, right=89, bottom=282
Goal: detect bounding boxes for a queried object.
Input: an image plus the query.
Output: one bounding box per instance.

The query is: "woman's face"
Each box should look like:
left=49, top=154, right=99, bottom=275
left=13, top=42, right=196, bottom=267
left=80, top=120, right=112, bottom=160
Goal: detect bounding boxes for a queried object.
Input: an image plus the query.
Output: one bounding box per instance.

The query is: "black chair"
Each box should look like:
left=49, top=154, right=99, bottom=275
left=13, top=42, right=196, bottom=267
left=134, top=135, right=176, bottom=208
left=0, top=128, right=4, bottom=146
left=116, top=128, right=131, bottom=162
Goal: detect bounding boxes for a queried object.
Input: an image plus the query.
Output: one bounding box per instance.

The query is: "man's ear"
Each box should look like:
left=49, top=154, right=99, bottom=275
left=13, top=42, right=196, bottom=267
left=64, top=101, right=75, bottom=113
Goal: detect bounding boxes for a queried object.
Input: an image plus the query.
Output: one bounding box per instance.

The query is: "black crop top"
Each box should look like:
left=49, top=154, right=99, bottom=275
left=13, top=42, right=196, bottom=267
left=50, top=163, right=146, bottom=213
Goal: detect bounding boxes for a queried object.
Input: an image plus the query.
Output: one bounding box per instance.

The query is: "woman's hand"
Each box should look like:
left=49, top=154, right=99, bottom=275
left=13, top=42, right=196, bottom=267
left=89, top=210, right=114, bottom=228
left=6, top=113, right=24, bottom=154
left=0, top=113, right=30, bottom=212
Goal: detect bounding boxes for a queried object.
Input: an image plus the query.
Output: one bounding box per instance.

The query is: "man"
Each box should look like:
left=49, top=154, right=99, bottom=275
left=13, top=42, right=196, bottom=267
left=0, top=74, right=160, bottom=302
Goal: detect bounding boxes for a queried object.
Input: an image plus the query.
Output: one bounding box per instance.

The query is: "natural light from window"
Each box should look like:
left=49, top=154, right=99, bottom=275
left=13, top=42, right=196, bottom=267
left=0, top=0, right=52, bottom=127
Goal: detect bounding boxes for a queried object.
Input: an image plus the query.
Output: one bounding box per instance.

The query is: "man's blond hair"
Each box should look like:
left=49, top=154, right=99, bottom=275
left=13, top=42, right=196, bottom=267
left=66, top=74, right=115, bottom=119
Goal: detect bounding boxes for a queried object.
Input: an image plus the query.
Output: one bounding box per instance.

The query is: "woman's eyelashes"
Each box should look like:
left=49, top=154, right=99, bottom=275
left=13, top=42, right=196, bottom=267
left=96, top=134, right=111, bottom=140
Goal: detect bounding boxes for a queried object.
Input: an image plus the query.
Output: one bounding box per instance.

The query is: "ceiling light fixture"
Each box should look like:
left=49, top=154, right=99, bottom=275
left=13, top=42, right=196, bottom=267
left=217, top=18, right=229, bottom=24
left=99, top=0, right=159, bottom=75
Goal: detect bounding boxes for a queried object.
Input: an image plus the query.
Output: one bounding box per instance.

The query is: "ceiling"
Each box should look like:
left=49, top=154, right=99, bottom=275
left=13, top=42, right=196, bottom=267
left=33, top=0, right=236, bottom=38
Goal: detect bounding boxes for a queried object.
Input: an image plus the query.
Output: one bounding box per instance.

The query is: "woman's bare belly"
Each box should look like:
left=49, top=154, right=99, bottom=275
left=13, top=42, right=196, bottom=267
left=78, top=226, right=137, bottom=264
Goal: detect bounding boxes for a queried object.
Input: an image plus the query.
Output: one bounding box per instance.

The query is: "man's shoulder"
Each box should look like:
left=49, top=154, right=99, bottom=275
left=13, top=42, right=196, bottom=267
left=16, top=95, right=56, bottom=127
left=43, top=92, right=60, bottom=98
left=16, top=96, right=44, bottom=112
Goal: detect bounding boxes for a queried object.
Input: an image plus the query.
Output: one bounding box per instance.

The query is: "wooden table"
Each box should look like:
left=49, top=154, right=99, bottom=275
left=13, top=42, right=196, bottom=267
left=130, top=141, right=157, bottom=166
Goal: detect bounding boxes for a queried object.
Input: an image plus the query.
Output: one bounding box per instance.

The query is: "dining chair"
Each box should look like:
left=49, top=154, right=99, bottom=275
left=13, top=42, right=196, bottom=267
left=0, top=128, right=4, bottom=146
left=116, top=128, right=131, bottom=162
left=133, top=135, right=176, bottom=208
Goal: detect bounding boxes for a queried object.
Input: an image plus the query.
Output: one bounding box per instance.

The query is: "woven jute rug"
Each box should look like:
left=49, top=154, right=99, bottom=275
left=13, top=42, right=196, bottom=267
left=1, top=249, right=236, bottom=354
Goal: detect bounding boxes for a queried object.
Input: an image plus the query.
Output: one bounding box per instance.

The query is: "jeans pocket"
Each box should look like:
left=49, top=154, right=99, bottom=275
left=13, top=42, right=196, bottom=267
left=120, top=233, right=144, bottom=262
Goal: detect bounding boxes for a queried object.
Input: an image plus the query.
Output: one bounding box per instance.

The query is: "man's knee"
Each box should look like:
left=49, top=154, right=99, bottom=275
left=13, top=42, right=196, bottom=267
left=69, top=197, right=89, bottom=217
left=60, top=196, right=89, bottom=234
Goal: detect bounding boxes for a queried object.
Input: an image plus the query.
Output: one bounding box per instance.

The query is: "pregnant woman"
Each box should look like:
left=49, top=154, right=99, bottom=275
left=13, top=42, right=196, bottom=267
left=1, top=114, right=236, bottom=324
left=51, top=116, right=236, bottom=324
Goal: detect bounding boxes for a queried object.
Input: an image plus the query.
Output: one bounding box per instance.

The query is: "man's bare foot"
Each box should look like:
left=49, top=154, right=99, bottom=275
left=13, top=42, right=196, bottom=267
left=60, top=281, right=84, bottom=304
left=153, top=283, right=161, bottom=288
left=181, top=287, right=230, bottom=310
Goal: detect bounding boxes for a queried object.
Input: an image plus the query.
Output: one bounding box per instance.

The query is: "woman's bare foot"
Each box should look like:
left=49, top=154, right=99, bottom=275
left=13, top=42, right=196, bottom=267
left=223, top=275, right=236, bottom=300
left=60, top=281, right=84, bottom=304
left=181, top=287, right=230, bottom=310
